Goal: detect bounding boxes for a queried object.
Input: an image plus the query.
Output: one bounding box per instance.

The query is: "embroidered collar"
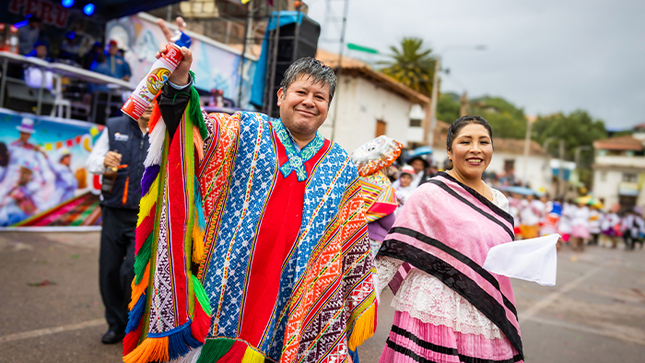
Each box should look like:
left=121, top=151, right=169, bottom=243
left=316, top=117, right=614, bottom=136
left=271, top=119, right=324, bottom=181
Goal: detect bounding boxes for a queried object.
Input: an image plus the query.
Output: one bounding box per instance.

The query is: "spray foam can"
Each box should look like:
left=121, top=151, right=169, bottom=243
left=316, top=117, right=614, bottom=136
left=121, top=43, right=183, bottom=120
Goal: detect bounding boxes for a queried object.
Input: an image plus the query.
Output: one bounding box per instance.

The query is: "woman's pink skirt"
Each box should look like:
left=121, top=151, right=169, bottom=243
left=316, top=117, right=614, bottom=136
left=571, top=225, right=590, bottom=239
left=379, top=311, right=523, bottom=363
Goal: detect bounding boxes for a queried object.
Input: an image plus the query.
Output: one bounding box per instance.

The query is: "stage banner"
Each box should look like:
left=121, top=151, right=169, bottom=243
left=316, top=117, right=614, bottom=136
left=107, top=13, right=257, bottom=109
left=0, top=108, right=103, bottom=228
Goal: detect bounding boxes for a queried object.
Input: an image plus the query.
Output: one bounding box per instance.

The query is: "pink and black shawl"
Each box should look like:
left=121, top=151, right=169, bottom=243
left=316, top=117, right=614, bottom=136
left=378, top=172, right=523, bottom=359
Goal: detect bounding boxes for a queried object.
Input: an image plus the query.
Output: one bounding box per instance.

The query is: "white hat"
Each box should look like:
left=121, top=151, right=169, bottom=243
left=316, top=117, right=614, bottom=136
left=16, top=117, right=36, bottom=134
left=400, top=165, right=416, bottom=176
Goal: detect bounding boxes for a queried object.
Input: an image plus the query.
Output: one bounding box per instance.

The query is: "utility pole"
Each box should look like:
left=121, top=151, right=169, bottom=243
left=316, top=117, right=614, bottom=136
left=574, top=145, right=592, bottom=169
left=266, top=0, right=282, bottom=118
left=427, top=55, right=441, bottom=148
left=322, top=0, right=350, bottom=142
left=426, top=45, right=486, bottom=148
left=558, top=139, right=565, bottom=198
left=522, top=117, right=533, bottom=185
left=237, top=0, right=253, bottom=107
left=459, top=91, right=468, bottom=117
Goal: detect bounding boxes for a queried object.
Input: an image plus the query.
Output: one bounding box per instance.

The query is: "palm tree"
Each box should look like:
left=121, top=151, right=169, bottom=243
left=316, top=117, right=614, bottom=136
left=379, top=37, right=436, bottom=97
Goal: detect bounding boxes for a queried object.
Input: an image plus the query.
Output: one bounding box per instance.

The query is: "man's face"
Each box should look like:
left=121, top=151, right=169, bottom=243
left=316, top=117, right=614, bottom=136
left=108, top=44, right=118, bottom=56
left=137, top=103, right=154, bottom=130
left=277, top=74, right=330, bottom=142
left=35, top=45, right=47, bottom=59
left=410, top=159, right=425, bottom=173
left=19, top=132, right=31, bottom=143
left=60, top=155, right=71, bottom=166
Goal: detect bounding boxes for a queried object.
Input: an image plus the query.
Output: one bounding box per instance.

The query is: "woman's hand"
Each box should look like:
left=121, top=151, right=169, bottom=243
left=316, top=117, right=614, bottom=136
left=156, top=17, right=187, bottom=43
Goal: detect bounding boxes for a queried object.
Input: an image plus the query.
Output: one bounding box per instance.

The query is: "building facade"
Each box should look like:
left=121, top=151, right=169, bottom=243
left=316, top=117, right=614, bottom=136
left=316, top=50, right=430, bottom=154
left=592, top=135, right=645, bottom=210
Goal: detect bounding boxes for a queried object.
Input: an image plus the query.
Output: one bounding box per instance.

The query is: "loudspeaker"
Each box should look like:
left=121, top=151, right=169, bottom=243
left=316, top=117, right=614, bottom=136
left=4, top=79, right=54, bottom=115
left=265, top=17, right=321, bottom=118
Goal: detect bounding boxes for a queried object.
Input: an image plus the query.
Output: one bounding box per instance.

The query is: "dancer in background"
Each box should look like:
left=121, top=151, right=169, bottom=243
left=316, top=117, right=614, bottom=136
left=570, top=201, right=590, bottom=251
left=601, top=207, right=621, bottom=248
left=622, top=210, right=638, bottom=251
left=508, top=192, right=523, bottom=239
left=394, top=165, right=416, bottom=208
left=588, top=205, right=602, bottom=246
left=559, top=199, right=575, bottom=245
left=520, top=194, right=543, bottom=239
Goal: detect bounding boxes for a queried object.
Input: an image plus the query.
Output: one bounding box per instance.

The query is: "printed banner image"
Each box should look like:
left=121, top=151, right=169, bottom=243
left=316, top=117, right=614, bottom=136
left=0, top=108, right=103, bottom=229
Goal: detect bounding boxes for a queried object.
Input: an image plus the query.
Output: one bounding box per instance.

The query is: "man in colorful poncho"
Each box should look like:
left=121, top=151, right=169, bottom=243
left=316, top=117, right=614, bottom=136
left=123, top=49, right=377, bottom=363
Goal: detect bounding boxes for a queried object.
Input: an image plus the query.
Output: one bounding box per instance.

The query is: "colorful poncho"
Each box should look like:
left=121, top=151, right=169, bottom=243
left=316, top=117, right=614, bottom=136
left=124, top=91, right=377, bottom=363
left=378, top=172, right=523, bottom=360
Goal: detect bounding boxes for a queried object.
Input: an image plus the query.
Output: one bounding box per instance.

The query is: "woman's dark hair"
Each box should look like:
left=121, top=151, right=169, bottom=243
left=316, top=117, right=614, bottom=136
left=446, top=115, right=493, bottom=152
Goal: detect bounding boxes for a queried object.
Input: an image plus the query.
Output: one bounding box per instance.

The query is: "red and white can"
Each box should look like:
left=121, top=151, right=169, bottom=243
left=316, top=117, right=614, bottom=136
left=121, top=43, right=184, bottom=120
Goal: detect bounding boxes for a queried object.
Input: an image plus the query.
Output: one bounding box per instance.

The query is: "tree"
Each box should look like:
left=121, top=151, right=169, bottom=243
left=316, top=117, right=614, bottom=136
left=470, top=96, right=528, bottom=139
left=379, top=37, right=436, bottom=97
left=532, top=111, right=607, bottom=165
left=437, top=93, right=460, bottom=123
left=437, top=94, right=529, bottom=137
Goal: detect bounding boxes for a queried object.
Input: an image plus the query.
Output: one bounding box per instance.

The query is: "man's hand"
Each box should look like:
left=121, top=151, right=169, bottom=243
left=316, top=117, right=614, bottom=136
left=155, top=16, right=192, bottom=86
left=34, top=145, right=48, bottom=158
left=155, top=45, right=192, bottom=87
left=103, top=151, right=122, bottom=169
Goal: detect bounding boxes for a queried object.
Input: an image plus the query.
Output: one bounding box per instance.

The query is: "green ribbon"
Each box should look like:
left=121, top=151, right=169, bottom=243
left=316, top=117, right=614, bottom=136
left=271, top=119, right=324, bottom=182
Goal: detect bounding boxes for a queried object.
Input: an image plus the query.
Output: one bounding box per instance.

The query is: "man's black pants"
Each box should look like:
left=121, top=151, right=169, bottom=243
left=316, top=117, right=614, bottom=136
left=99, top=206, right=137, bottom=333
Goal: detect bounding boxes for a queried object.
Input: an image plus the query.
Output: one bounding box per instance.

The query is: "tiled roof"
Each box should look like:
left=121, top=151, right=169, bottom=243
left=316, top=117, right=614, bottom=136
left=316, top=49, right=431, bottom=105
left=593, top=135, right=643, bottom=151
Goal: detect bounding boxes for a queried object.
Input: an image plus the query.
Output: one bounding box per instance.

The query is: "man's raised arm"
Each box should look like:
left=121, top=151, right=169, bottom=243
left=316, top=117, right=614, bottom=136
left=155, top=46, right=193, bottom=140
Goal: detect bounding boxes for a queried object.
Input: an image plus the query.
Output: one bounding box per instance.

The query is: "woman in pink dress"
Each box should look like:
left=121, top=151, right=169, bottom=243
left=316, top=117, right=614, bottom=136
left=376, top=116, right=523, bottom=363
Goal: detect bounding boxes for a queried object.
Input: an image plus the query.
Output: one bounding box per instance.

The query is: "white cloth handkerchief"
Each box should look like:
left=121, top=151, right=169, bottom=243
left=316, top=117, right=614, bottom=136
left=483, top=234, right=559, bottom=286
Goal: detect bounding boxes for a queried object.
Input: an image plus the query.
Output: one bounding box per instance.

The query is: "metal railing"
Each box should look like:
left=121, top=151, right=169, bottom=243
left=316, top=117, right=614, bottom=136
left=0, top=51, right=133, bottom=121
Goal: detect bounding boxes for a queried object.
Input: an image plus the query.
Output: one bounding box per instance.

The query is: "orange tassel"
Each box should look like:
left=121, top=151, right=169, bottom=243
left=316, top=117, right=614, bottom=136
left=123, top=337, right=169, bottom=363
left=129, top=262, right=150, bottom=310
left=148, top=97, right=161, bottom=132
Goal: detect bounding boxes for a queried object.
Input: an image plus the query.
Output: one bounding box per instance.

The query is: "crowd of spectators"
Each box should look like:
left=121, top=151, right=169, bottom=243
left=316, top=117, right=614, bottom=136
left=7, top=14, right=132, bottom=123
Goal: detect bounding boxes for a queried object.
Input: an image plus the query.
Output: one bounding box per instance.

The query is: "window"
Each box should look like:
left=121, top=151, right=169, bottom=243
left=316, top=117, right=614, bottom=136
left=409, top=119, right=422, bottom=127
left=600, top=171, right=607, bottom=182
left=376, top=120, right=387, bottom=137
left=622, top=173, right=638, bottom=183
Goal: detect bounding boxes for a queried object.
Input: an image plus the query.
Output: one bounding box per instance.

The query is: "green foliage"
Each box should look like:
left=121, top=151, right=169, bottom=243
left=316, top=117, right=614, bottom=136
left=532, top=110, right=607, bottom=168
left=437, top=93, right=460, bottom=123
left=437, top=93, right=529, bottom=137
left=379, top=37, right=436, bottom=97
left=612, top=130, right=633, bottom=137
left=469, top=96, right=528, bottom=139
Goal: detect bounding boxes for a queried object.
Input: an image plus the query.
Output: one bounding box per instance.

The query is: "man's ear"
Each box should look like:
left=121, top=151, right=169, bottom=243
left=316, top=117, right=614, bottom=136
left=276, top=88, right=284, bottom=107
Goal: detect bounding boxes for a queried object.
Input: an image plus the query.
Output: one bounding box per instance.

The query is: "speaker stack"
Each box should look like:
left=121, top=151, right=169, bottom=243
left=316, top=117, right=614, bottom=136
left=264, top=15, right=321, bottom=118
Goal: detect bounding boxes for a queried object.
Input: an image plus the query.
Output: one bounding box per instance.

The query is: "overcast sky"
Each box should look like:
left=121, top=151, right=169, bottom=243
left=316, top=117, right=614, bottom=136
left=305, top=0, right=645, bottom=130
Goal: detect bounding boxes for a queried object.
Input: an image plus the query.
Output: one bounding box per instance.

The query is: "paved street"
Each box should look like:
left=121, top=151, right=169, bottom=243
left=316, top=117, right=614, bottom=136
left=1, top=231, right=644, bottom=362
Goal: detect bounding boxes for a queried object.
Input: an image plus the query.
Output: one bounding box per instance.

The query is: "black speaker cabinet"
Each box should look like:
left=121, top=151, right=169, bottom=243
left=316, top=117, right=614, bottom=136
left=265, top=16, right=321, bottom=118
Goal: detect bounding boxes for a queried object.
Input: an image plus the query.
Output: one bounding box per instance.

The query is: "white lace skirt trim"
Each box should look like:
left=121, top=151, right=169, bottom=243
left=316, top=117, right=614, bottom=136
left=390, top=268, right=504, bottom=339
